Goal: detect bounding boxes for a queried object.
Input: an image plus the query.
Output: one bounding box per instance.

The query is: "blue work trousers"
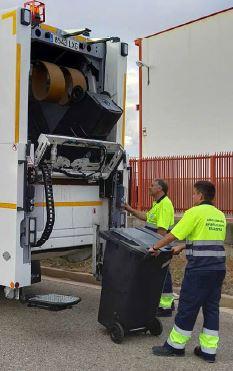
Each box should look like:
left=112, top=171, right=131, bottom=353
left=175, top=269, right=226, bottom=332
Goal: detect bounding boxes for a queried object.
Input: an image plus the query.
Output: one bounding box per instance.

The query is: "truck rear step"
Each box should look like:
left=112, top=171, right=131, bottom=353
left=26, top=294, right=81, bottom=311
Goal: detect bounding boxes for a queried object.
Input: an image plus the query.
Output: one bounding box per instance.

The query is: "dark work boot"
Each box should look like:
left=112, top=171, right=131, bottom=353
left=156, top=307, right=173, bottom=317
left=194, top=346, right=216, bottom=363
left=152, top=343, right=185, bottom=357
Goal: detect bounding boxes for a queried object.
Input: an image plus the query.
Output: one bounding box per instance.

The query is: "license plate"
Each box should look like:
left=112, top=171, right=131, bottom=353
left=50, top=34, right=80, bottom=51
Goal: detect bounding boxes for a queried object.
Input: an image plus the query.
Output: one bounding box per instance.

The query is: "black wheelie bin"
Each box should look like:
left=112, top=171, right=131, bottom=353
left=98, top=227, right=172, bottom=343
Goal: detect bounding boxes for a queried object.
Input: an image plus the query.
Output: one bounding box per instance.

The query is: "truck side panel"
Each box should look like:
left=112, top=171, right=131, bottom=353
left=31, top=185, right=109, bottom=254
left=0, top=7, right=31, bottom=286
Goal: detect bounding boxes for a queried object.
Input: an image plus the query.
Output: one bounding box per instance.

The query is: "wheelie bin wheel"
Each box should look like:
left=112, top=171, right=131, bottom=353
left=110, top=322, right=124, bottom=344
left=148, top=317, right=163, bottom=336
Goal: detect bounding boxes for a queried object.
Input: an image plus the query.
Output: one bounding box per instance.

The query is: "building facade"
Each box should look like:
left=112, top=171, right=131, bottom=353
left=136, top=7, right=233, bottom=157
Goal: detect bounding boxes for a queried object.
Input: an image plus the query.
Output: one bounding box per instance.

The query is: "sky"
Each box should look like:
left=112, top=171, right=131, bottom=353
left=1, top=0, right=233, bottom=156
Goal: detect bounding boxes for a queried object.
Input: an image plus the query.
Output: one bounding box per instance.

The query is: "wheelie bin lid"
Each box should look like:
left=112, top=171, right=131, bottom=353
left=100, top=227, right=172, bottom=255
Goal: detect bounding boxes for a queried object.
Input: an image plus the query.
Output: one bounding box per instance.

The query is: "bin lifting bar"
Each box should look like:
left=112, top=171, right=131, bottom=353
left=24, top=1, right=45, bottom=24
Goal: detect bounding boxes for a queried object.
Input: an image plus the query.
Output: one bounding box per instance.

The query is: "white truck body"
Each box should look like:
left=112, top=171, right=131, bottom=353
left=139, top=7, right=233, bottom=156
left=0, top=6, right=128, bottom=294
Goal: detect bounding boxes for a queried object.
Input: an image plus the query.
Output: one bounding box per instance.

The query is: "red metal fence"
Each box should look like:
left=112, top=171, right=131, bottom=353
left=129, top=153, right=233, bottom=214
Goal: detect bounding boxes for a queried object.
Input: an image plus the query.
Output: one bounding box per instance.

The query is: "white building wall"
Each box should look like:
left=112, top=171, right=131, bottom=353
left=141, top=9, right=233, bottom=157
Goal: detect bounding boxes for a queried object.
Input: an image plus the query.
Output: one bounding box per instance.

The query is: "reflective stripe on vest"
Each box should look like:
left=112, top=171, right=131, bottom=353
left=186, top=240, right=224, bottom=246
left=186, top=249, right=226, bottom=257
left=185, top=239, right=226, bottom=269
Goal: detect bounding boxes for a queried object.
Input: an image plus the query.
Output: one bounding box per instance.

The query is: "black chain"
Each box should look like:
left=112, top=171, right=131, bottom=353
left=32, top=163, right=55, bottom=247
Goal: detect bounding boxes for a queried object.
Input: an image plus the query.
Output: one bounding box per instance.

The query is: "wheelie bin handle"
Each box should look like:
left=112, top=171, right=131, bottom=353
left=143, top=245, right=171, bottom=261
left=143, top=249, right=159, bottom=261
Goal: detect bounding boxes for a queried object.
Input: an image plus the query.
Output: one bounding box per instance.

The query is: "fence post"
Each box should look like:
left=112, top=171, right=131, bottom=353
left=138, top=158, right=142, bottom=210
left=136, top=38, right=143, bottom=211
left=210, top=155, right=216, bottom=184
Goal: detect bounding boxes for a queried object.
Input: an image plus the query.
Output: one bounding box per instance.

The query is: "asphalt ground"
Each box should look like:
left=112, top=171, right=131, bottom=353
left=0, top=278, right=233, bottom=371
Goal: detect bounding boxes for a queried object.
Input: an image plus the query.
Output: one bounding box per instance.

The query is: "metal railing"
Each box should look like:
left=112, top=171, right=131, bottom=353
left=129, top=153, right=233, bottom=214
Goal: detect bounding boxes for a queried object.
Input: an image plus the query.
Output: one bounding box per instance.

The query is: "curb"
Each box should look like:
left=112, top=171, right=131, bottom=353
left=41, top=266, right=100, bottom=286
left=41, top=266, right=233, bottom=309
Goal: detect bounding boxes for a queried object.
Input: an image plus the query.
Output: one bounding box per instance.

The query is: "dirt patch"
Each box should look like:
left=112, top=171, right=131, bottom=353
left=42, top=253, right=233, bottom=296
left=170, top=255, right=233, bottom=295
left=42, top=257, right=93, bottom=273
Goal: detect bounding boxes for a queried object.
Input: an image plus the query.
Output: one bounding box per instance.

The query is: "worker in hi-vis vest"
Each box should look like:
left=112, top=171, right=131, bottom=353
left=124, top=178, right=175, bottom=317
left=150, top=181, right=226, bottom=364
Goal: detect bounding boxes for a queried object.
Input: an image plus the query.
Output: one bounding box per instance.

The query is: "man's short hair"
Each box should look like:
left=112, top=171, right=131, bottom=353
left=194, top=180, right=215, bottom=202
left=155, top=179, right=168, bottom=195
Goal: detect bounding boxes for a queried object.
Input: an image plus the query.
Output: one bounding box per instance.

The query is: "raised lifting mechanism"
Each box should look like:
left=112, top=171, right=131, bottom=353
left=30, top=135, right=125, bottom=249
left=34, top=134, right=125, bottom=181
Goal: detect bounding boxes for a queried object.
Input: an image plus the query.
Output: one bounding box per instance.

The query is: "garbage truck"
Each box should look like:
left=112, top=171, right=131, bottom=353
left=0, top=1, right=128, bottom=309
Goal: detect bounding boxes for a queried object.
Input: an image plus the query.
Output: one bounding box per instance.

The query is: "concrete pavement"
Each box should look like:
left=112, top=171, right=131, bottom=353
left=40, top=267, right=233, bottom=309
left=0, top=278, right=233, bottom=371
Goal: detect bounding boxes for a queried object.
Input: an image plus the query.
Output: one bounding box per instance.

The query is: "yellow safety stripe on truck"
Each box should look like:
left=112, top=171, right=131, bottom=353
left=0, top=202, right=103, bottom=209
left=35, top=201, right=103, bottom=207
left=121, top=73, right=127, bottom=147
left=2, top=11, right=21, bottom=143
left=40, top=24, right=92, bottom=43
left=1, top=10, right=17, bottom=35
left=40, top=24, right=57, bottom=33
left=15, top=43, right=21, bottom=143
left=74, top=35, right=87, bottom=42
left=0, top=203, right=17, bottom=209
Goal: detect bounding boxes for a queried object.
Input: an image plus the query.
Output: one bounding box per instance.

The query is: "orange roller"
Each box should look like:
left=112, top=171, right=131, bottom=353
left=32, top=61, right=66, bottom=103
left=59, top=67, right=87, bottom=105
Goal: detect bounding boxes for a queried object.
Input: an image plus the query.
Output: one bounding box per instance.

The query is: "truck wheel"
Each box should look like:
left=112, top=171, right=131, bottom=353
left=148, top=318, right=163, bottom=336
left=110, top=322, right=124, bottom=344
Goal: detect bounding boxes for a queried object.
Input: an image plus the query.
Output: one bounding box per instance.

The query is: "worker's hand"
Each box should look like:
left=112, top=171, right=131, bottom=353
left=148, top=246, right=160, bottom=257
left=171, top=245, right=184, bottom=255
left=123, top=203, right=133, bottom=213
